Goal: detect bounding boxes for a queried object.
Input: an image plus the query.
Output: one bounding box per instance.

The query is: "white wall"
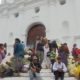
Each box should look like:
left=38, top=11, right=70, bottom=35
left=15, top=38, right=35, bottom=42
left=0, top=0, right=80, bottom=53
left=46, top=0, right=76, bottom=49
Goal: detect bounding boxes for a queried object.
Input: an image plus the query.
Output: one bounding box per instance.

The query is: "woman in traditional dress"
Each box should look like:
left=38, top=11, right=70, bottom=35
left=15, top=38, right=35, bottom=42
left=58, top=43, right=69, bottom=66
left=0, top=44, right=6, bottom=63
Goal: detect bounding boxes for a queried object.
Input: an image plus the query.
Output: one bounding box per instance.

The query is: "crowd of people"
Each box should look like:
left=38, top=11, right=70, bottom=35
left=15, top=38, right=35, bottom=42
left=0, top=43, right=7, bottom=63
left=0, top=37, right=80, bottom=80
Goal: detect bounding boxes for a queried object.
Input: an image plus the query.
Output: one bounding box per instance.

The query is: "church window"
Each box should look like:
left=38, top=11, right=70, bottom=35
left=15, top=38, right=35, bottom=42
left=62, top=21, right=70, bottom=36
left=14, top=12, right=19, bottom=18
left=59, top=0, right=66, bottom=5
left=35, top=7, right=40, bottom=13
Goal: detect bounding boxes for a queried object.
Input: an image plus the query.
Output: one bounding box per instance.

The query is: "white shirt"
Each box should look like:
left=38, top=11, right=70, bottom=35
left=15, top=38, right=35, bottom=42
left=53, top=62, right=67, bottom=72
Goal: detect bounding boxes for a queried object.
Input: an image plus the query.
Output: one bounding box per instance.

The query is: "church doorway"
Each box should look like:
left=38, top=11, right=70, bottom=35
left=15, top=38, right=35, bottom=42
left=27, top=22, right=46, bottom=48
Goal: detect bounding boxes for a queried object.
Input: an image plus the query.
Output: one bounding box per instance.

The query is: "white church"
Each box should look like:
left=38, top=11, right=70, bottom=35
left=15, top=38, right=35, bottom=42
left=0, top=0, right=80, bottom=53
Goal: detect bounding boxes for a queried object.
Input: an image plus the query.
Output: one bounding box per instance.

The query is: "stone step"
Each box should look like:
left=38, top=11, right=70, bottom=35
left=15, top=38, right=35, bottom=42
left=0, top=69, right=69, bottom=79
left=40, top=69, right=52, bottom=72
left=19, top=73, right=69, bottom=77
left=20, top=72, right=53, bottom=77
left=17, top=69, right=69, bottom=77
left=2, top=77, right=75, bottom=80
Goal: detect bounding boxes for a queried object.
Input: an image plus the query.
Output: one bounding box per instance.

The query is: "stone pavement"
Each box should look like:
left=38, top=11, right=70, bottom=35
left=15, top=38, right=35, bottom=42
left=1, top=77, right=76, bottom=80
left=0, top=69, right=76, bottom=80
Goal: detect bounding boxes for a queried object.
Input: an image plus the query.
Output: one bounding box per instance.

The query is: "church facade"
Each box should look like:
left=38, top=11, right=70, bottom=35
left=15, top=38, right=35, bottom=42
left=0, top=0, right=80, bottom=52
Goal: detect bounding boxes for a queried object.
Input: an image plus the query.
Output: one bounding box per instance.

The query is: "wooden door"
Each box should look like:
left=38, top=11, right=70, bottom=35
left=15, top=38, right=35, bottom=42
left=27, top=24, right=46, bottom=47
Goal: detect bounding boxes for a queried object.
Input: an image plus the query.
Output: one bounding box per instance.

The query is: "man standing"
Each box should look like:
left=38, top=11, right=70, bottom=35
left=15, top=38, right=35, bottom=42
left=53, top=56, right=67, bottom=80
left=13, top=38, right=24, bottom=75
left=35, top=37, right=44, bottom=64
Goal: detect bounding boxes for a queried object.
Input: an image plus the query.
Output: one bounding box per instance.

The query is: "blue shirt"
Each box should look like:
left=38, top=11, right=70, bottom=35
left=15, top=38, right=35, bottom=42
left=14, top=43, right=24, bottom=57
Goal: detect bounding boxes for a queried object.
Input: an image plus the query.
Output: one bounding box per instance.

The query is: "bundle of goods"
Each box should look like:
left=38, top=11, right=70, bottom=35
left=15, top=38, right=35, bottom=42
left=68, top=54, right=80, bottom=80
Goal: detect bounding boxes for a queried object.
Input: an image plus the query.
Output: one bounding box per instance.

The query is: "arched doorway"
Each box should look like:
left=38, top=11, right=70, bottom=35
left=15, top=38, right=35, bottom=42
left=27, top=23, right=46, bottom=48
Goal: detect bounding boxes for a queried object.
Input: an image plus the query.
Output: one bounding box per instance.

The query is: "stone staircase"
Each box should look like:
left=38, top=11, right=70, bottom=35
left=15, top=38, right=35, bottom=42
left=2, top=69, right=75, bottom=80
left=20, top=69, right=69, bottom=77
left=20, top=69, right=54, bottom=77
